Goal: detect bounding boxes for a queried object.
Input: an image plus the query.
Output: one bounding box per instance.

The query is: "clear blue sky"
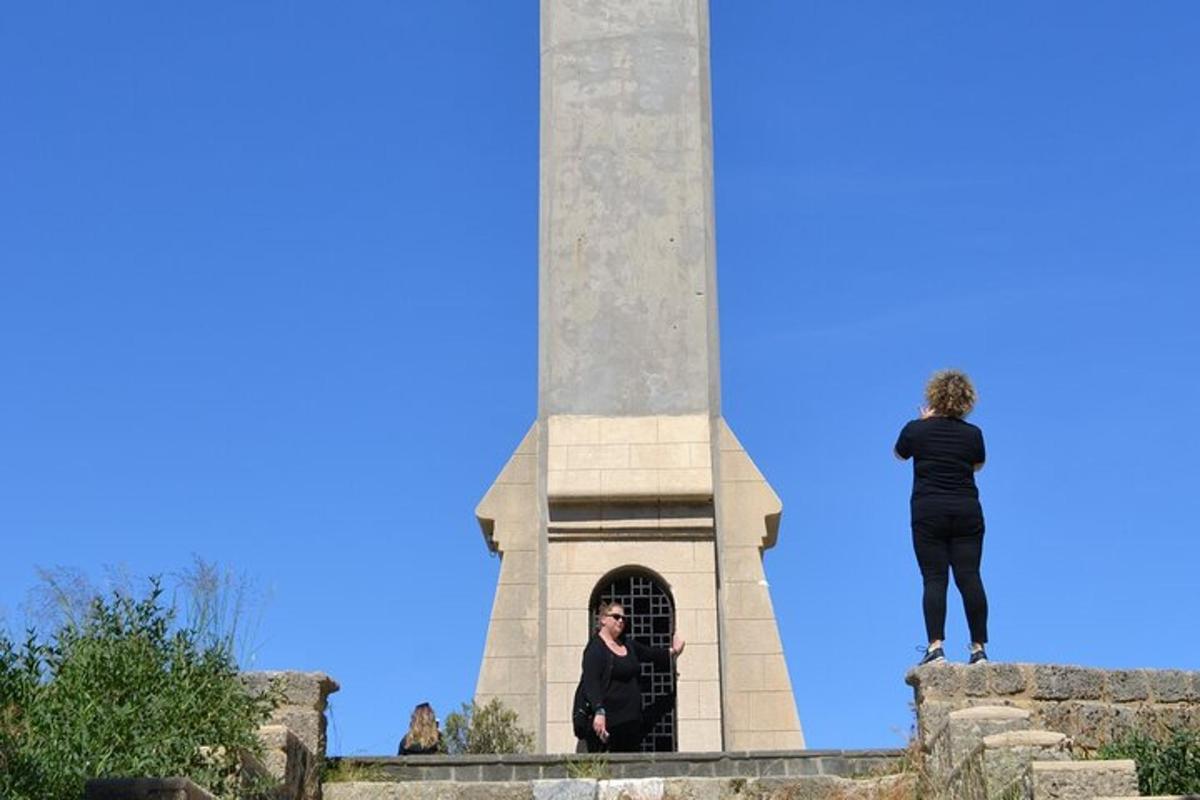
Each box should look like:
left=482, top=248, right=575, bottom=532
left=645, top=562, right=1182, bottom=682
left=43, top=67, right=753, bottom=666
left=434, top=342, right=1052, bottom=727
left=2, top=2, right=1198, bottom=755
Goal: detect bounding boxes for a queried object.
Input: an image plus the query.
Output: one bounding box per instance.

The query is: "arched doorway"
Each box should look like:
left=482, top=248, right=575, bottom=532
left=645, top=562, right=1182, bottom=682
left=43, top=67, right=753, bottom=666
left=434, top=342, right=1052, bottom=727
left=589, top=568, right=677, bottom=752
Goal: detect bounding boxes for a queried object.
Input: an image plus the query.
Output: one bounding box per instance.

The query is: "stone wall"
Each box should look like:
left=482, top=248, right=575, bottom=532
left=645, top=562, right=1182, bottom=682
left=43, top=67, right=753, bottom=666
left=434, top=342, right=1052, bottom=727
left=907, top=662, right=1200, bottom=749
left=244, top=670, right=340, bottom=800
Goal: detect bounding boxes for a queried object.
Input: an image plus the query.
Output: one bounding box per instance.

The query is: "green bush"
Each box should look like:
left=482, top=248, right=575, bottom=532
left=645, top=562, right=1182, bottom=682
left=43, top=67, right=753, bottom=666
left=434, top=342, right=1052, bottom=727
left=0, top=577, right=278, bottom=800
left=443, top=698, right=535, bottom=755
left=1097, top=727, right=1200, bottom=795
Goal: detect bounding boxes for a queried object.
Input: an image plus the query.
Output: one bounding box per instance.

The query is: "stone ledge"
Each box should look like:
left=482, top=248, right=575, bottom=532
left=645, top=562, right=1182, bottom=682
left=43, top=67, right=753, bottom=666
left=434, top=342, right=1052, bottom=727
left=330, top=750, right=903, bottom=782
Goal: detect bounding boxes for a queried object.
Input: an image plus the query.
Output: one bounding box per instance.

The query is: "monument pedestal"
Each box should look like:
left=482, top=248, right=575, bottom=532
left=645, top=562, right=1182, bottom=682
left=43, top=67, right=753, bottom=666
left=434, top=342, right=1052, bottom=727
left=475, top=415, right=803, bottom=752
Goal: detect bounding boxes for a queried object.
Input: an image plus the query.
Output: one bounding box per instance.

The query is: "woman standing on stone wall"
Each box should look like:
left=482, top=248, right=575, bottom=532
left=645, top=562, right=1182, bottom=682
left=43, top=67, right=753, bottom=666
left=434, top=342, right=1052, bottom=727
left=578, top=600, right=685, bottom=752
left=894, top=369, right=990, bottom=666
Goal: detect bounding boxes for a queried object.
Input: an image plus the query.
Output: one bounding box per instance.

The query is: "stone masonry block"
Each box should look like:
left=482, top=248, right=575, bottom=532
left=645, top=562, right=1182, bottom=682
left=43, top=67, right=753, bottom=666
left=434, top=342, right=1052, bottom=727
left=598, top=778, right=665, bottom=800
left=656, top=415, right=709, bottom=443
left=270, top=706, right=325, bottom=758
left=549, top=417, right=600, bottom=445
left=945, top=706, right=1032, bottom=771
left=658, top=468, right=713, bottom=497
left=599, top=416, right=658, bottom=445
left=909, top=662, right=963, bottom=699
left=1108, top=669, right=1151, bottom=702
left=1029, top=759, right=1138, bottom=800
left=243, top=671, right=339, bottom=712
left=963, top=664, right=990, bottom=697
left=460, top=783, right=534, bottom=800
left=1031, top=665, right=1105, bottom=700
left=987, top=663, right=1028, bottom=695
left=533, top=780, right=597, bottom=800
left=629, top=443, right=691, bottom=470
left=1149, top=669, right=1197, bottom=702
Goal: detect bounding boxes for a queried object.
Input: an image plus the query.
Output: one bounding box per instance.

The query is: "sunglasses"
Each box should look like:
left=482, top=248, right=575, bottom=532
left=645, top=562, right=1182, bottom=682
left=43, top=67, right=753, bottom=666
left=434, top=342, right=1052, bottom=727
left=607, top=613, right=629, bottom=622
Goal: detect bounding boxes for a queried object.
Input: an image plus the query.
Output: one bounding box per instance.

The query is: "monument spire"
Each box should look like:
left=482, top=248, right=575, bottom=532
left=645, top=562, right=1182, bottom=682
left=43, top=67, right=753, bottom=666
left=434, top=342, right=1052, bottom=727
left=475, top=0, right=804, bottom=752
left=538, top=0, right=720, bottom=418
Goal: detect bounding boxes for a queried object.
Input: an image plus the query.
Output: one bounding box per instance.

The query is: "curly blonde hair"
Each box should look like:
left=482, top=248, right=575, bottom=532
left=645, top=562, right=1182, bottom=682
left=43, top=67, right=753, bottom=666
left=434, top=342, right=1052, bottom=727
left=402, top=702, right=440, bottom=750
left=925, top=370, right=977, bottom=418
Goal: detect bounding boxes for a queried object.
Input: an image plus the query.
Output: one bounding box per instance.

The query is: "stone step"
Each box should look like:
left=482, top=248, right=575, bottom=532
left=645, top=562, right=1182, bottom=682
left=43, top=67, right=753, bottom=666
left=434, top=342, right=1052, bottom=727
left=1029, top=759, right=1139, bottom=800
left=324, top=774, right=918, bottom=800
left=934, top=704, right=1033, bottom=774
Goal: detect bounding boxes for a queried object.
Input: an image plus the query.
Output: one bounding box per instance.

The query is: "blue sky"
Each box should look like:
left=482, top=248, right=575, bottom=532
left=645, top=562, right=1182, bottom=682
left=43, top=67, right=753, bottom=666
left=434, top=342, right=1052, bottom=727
left=2, top=2, right=1197, bottom=754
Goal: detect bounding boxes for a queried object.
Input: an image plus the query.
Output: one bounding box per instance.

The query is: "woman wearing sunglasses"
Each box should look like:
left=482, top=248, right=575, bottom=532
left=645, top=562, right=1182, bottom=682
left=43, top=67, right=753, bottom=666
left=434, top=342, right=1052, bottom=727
left=578, top=600, right=685, bottom=752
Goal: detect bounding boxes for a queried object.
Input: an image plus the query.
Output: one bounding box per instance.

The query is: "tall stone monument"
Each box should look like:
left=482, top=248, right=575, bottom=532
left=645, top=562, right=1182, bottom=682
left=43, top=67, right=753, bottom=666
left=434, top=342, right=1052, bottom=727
left=474, top=0, right=804, bottom=753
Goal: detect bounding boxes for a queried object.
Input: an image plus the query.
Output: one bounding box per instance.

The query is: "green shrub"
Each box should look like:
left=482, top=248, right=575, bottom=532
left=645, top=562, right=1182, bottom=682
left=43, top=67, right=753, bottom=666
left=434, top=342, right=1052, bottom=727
left=443, top=698, right=535, bottom=754
left=0, top=577, right=278, bottom=800
left=1097, top=727, right=1200, bottom=795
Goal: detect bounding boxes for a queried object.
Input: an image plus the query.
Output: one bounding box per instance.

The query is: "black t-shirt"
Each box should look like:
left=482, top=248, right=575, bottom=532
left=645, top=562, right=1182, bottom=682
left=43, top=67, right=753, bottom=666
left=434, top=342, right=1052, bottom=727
left=894, top=416, right=986, bottom=520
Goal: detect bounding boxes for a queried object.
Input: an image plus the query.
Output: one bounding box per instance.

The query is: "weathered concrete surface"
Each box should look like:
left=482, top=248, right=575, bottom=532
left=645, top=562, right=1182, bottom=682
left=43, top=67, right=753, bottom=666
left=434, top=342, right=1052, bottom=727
left=539, top=0, right=720, bottom=416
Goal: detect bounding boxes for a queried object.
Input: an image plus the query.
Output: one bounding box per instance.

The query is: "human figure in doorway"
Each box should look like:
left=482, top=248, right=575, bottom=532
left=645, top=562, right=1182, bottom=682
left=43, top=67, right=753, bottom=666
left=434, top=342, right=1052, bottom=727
left=894, top=369, right=990, bottom=666
left=579, top=600, right=685, bottom=752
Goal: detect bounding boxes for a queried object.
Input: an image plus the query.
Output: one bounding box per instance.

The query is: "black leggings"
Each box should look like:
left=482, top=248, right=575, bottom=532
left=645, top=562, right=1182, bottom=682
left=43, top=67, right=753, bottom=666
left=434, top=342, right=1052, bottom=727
left=912, top=514, right=989, bottom=644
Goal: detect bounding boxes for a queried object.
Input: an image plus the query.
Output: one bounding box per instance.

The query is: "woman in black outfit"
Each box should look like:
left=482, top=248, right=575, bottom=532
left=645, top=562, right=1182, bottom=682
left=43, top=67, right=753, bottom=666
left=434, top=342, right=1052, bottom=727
left=894, top=370, right=990, bottom=665
left=580, top=600, right=685, bottom=752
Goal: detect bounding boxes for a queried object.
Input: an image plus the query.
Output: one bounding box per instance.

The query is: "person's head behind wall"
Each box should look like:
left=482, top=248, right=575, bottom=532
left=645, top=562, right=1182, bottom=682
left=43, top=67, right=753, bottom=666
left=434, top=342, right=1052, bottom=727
left=403, top=702, right=440, bottom=750
left=925, top=370, right=977, bottom=419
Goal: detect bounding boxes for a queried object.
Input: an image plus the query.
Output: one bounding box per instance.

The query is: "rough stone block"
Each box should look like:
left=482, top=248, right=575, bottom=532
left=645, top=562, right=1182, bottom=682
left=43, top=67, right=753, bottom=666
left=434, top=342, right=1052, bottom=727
left=1029, top=759, right=1138, bottom=800
left=1149, top=669, right=1196, bottom=702
left=271, top=706, right=326, bottom=759
left=663, top=778, right=721, bottom=800
left=1108, top=669, right=1151, bottom=702
left=987, top=663, right=1027, bottom=696
left=944, top=705, right=1032, bottom=771
left=917, top=699, right=957, bottom=748
left=909, top=662, right=963, bottom=699
left=243, top=671, right=339, bottom=712
left=598, top=778, right=665, bottom=800
left=963, top=665, right=990, bottom=697
left=532, top=782, right=597, bottom=800
left=1030, top=665, right=1105, bottom=700
left=460, top=783, right=534, bottom=800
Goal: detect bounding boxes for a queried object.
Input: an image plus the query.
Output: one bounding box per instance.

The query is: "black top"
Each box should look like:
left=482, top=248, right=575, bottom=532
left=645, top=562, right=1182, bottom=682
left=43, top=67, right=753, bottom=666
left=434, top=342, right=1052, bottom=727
left=895, top=416, right=986, bottom=520
left=398, top=732, right=441, bottom=755
left=581, top=635, right=672, bottom=727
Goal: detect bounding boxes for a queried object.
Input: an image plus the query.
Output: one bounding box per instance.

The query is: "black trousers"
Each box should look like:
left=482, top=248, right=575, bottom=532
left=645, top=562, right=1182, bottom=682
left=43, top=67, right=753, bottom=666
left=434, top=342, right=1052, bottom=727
left=912, top=514, right=989, bottom=644
left=584, top=720, right=642, bottom=753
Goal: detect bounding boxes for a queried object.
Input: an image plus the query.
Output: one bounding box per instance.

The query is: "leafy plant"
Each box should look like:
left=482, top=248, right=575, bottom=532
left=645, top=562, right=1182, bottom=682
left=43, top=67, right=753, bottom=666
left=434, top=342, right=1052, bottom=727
left=1097, top=727, right=1200, bottom=795
left=0, top=576, right=278, bottom=800
left=442, top=698, right=535, bottom=755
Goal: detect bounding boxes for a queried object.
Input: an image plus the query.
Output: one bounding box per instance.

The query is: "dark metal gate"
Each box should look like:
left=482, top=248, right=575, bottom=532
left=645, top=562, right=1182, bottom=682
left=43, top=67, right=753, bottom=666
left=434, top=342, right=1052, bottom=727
left=590, top=571, right=677, bottom=752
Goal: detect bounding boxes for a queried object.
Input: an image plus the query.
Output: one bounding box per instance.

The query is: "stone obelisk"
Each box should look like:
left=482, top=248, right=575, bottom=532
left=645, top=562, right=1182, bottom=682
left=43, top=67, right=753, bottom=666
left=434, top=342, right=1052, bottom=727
left=474, top=0, right=804, bottom=752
